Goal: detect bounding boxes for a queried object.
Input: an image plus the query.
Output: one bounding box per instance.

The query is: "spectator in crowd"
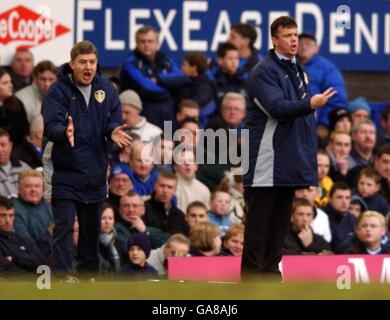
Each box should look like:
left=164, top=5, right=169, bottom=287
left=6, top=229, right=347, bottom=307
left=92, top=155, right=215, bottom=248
left=340, top=211, right=390, bottom=254
left=217, top=170, right=245, bottom=224
left=323, top=182, right=357, bottom=250
left=15, top=60, right=57, bottom=124
left=128, top=140, right=159, bottom=196
left=185, top=201, right=209, bottom=229
left=175, top=99, right=200, bottom=131
left=227, top=23, right=262, bottom=79
left=349, top=195, right=368, bottom=218
left=328, top=108, right=352, bottom=134
left=295, top=186, right=332, bottom=243
left=351, top=119, right=376, bottom=168
left=42, top=40, right=131, bottom=278
left=189, top=221, right=222, bottom=256
left=120, top=232, right=158, bottom=278
left=347, top=97, right=371, bottom=126
left=316, top=150, right=333, bottom=207
left=0, top=196, right=45, bottom=274
left=208, top=190, right=232, bottom=237
left=354, top=167, right=390, bottom=216
left=298, top=33, right=347, bottom=135
left=147, top=233, right=190, bottom=277
left=374, top=144, right=390, bottom=204
left=207, top=92, right=246, bottom=132
left=377, top=105, right=390, bottom=148
left=8, top=49, right=34, bottom=91
left=107, top=163, right=133, bottom=216
left=13, top=170, right=54, bottom=259
left=222, top=223, right=244, bottom=256
left=12, top=115, right=44, bottom=169
left=99, top=203, right=122, bottom=274
left=144, top=172, right=189, bottom=236
left=0, top=68, right=30, bottom=147
left=154, top=134, right=175, bottom=174
left=174, top=149, right=210, bottom=213
left=115, top=192, right=168, bottom=255
left=212, top=43, right=246, bottom=108
left=178, top=118, right=200, bottom=150
left=119, top=89, right=162, bottom=144
left=0, top=129, right=30, bottom=198
left=282, top=198, right=331, bottom=255
left=119, top=25, right=181, bottom=129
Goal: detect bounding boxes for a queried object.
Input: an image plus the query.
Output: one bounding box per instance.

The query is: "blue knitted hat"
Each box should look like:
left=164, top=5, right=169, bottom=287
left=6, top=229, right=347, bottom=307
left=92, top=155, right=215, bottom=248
left=109, top=164, right=132, bottom=181
left=347, top=97, right=371, bottom=115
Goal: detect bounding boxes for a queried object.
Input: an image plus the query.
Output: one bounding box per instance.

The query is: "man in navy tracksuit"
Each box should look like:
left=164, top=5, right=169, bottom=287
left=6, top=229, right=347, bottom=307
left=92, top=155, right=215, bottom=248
left=242, top=16, right=336, bottom=279
left=42, top=41, right=131, bottom=278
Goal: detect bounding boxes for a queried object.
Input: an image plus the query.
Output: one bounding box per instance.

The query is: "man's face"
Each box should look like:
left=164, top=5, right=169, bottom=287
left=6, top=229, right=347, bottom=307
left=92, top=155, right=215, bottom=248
left=351, top=109, right=369, bottom=125
left=272, top=26, right=298, bottom=58
left=109, top=173, right=133, bottom=197
left=176, top=106, right=199, bottom=123
left=0, top=73, right=13, bottom=99
left=34, top=70, right=56, bottom=96
left=223, top=233, right=244, bottom=256
left=294, top=186, right=318, bottom=206
left=291, top=205, right=314, bottom=232
left=69, top=53, right=97, bottom=86
left=121, top=104, right=140, bottom=128
left=221, top=99, right=246, bottom=128
left=352, top=123, right=376, bottom=151
left=317, top=154, right=330, bottom=181
left=228, top=29, right=249, bottom=51
left=157, top=139, right=174, bottom=164
left=154, top=177, right=176, bottom=205
left=0, top=135, right=12, bottom=166
left=356, top=216, right=385, bottom=247
left=19, top=176, right=43, bottom=205
left=218, top=50, right=239, bottom=75
left=330, top=133, right=352, bottom=158
left=298, top=37, right=319, bottom=63
left=330, top=189, right=351, bottom=214
left=181, top=60, right=197, bottom=77
left=375, top=153, right=390, bottom=179
left=0, top=207, right=14, bottom=232
left=174, top=151, right=197, bottom=179
left=130, top=145, right=154, bottom=179
left=136, top=31, right=159, bottom=61
left=12, top=51, right=33, bottom=78
left=119, top=195, right=145, bottom=223
left=185, top=206, right=208, bottom=229
left=334, top=117, right=352, bottom=133
left=180, top=122, right=199, bottom=147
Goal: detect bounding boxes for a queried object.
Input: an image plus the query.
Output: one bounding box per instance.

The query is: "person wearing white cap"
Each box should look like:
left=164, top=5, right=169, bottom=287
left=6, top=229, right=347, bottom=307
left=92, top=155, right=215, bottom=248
left=119, top=89, right=162, bottom=144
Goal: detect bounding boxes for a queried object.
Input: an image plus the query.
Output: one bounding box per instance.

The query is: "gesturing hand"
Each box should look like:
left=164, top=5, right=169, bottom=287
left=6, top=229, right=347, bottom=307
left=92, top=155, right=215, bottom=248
left=111, top=124, right=132, bottom=148
left=310, top=87, right=337, bottom=110
left=66, top=116, right=75, bottom=147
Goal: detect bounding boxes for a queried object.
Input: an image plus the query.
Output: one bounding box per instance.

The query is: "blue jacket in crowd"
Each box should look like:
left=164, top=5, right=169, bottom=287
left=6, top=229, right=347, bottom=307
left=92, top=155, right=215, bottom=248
left=244, top=49, right=317, bottom=188
left=119, top=50, right=183, bottom=129
left=303, top=54, right=348, bottom=127
left=42, top=63, right=123, bottom=203
left=212, top=69, right=247, bottom=108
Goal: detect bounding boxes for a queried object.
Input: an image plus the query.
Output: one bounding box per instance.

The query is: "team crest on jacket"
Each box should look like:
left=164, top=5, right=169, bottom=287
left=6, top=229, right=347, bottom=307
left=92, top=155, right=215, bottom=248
left=304, top=72, right=309, bottom=85
left=94, top=90, right=105, bottom=103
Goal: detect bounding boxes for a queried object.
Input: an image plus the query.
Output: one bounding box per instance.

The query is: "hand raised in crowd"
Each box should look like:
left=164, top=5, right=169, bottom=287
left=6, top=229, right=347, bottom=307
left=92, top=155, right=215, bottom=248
left=310, top=87, right=337, bottom=110
left=66, top=116, right=75, bottom=147
left=111, top=124, right=132, bottom=148
left=298, top=225, right=313, bottom=248
left=130, top=216, right=146, bottom=233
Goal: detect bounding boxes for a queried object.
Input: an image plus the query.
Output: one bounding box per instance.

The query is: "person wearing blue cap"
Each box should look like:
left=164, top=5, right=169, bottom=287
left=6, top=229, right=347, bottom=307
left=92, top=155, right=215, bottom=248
left=107, top=163, right=133, bottom=215
left=347, top=96, right=371, bottom=126
left=120, top=233, right=158, bottom=279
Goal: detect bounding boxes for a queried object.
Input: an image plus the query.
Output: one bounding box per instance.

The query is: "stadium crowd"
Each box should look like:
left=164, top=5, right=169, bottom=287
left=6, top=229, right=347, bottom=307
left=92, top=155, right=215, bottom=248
left=0, top=22, right=390, bottom=281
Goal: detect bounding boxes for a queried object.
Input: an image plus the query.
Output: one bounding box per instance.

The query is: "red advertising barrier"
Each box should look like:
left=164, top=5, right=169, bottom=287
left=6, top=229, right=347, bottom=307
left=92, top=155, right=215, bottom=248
left=281, top=255, right=390, bottom=283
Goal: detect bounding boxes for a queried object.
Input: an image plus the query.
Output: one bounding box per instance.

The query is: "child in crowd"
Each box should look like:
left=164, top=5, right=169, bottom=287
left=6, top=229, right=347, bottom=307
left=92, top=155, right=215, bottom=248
left=349, top=195, right=368, bottom=218
left=120, top=233, right=158, bottom=279
left=189, top=222, right=222, bottom=256
left=222, top=223, right=244, bottom=256
left=208, top=190, right=232, bottom=237
left=355, top=167, right=390, bottom=216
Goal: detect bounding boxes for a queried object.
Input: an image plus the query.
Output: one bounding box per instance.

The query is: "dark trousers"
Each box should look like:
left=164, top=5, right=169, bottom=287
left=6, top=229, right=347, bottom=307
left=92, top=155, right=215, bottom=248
left=241, top=187, right=295, bottom=276
left=52, top=199, right=102, bottom=274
